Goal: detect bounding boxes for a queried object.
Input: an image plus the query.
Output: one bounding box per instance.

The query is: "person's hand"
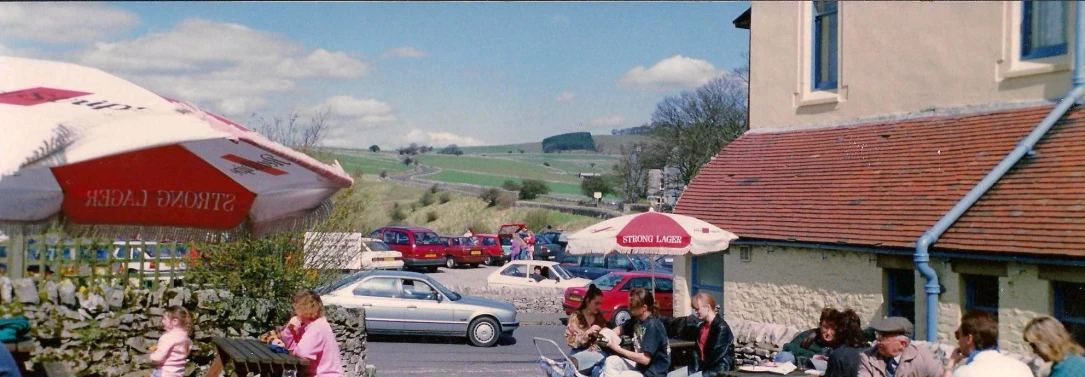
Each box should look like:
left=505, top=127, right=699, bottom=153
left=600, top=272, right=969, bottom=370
left=946, top=347, right=964, bottom=370
left=606, top=339, right=622, bottom=352
left=588, top=325, right=602, bottom=334
left=271, top=338, right=286, bottom=348
left=287, top=316, right=303, bottom=332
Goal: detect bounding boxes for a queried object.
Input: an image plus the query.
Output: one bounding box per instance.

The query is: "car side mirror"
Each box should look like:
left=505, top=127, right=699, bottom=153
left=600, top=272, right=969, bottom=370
left=435, top=294, right=443, bottom=303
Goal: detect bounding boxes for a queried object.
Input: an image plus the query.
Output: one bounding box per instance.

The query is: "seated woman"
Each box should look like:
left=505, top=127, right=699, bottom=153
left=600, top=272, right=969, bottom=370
left=278, top=290, right=345, bottom=377
left=684, top=293, right=735, bottom=377
left=1023, top=315, right=1085, bottom=377
left=600, top=288, right=671, bottom=377
left=776, top=307, right=843, bottom=367
left=565, top=285, right=607, bottom=376
left=823, top=309, right=867, bottom=377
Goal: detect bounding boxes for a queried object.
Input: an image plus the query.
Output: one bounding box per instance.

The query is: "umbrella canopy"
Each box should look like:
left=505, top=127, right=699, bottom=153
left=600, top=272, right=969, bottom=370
left=0, top=56, right=353, bottom=240
left=565, top=208, right=738, bottom=256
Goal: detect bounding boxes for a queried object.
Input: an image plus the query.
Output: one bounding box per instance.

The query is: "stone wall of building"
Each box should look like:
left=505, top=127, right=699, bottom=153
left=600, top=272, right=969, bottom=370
left=1000, top=263, right=1051, bottom=355
left=2, top=278, right=368, bottom=377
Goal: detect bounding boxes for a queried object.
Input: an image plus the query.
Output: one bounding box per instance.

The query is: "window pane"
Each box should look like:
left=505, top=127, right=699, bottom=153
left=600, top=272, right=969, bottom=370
left=965, top=275, right=1000, bottom=314
left=608, top=255, right=631, bottom=269
left=353, top=277, right=397, bottom=298
left=694, top=254, right=723, bottom=287
left=1056, top=282, right=1085, bottom=346
left=816, top=13, right=837, bottom=86
left=888, top=269, right=916, bottom=324
left=1031, top=1, right=1067, bottom=48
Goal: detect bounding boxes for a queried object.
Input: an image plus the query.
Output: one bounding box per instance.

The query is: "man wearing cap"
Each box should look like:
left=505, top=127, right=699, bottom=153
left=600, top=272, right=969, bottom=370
left=940, top=310, right=1032, bottom=377
left=858, top=317, right=943, bottom=377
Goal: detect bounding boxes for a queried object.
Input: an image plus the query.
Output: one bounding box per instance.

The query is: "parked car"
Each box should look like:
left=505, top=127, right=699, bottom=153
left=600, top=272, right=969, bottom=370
left=369, top=227, right=446, bottom=272
left=532, top=231, right=567, bottom=261
left=111, top=241, right=188, bottom=277
left=559, top=253, right=658, bottom=280
left=358, top=238, right=404, bottom=270
left=472, top=234, right=508, bottom=266
left=496, top=223, right=525, bottom=258
left=318, top=270, right=519, bottom=347
left=486, top=260, right=591, bottom=289
left=562, top=272, right=674, bottom=327
left=441, top=236, right=488, bottom=269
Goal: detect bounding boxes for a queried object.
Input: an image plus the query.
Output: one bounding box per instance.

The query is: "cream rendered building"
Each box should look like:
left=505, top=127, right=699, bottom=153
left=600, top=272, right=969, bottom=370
left=673, top=1, right=1085, bottom=354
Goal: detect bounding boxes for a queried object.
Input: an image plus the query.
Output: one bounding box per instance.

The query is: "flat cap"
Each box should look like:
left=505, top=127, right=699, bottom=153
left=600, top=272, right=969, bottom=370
left=871, top=317, right=914, bottom=337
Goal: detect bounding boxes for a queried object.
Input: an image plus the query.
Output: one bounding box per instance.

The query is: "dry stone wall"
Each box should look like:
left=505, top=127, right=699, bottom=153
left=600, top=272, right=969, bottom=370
left=447, top=286, right=565, bottom=314
left=1, top=277, right=369, bottom=377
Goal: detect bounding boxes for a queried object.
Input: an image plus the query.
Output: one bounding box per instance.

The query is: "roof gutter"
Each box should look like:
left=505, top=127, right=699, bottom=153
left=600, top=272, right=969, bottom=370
left=913, top=1, right=1085, bottom=342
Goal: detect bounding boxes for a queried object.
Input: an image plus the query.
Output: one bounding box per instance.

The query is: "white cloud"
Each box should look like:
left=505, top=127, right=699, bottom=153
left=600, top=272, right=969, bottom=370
left=555, top=92, right=575, bottom=103
left=619, top=55, right=725, bottom=91
left=0, top=3, right=139, bottom=44
left=380, top=46, right=426, bottom=59
left=589, top=116, right=626, bottom=127
left=307, top=96, right=398, bottom=148
left=69, top=18, right=367, bottom=116
left=404, top=129, right=485, bottom=147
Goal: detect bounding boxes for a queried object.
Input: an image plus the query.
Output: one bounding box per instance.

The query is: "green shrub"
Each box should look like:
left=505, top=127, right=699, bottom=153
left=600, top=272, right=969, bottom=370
left=430, top=184, right=440, bottom=194
left=495, top=192, right=517, bottom=209
left=426, top=211, right=439, bottom=222
left=501, top=180, right=522, bottom=191
left=519, top=179, right=551, bottom=200
left=479, top=188, right=503, bottom=207
left=523, top=209, right=552, bottom=232
left=419, top=191, right=436, bottom=206
left=439, top=191, right=452, bottom=204
left=390, top=203, right=408, bottom=223
left=379, top=170, right=388, bottom=179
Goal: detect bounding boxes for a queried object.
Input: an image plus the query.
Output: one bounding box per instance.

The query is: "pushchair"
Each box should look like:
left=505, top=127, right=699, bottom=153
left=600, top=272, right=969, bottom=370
left=534, top=337, right=589, bottom=377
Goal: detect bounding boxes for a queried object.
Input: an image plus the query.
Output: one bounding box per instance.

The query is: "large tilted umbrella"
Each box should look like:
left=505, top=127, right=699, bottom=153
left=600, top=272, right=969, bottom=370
left=565, top=208, right=738, bottom=291
left=0, top=56, right=353, bottom=240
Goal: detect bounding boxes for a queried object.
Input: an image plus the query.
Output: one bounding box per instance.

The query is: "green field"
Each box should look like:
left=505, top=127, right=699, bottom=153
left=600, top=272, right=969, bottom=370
left=459, top=134, right=646, bottom=155
left=334, top=154, right=411, bottom=175
left=423, top=171, right=585, bottom=196
left=415, top=154, right=582, bottom=184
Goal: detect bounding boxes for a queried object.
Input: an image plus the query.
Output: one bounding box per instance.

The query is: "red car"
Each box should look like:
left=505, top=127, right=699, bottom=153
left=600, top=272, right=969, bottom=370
left=563, top=272, right=674, bottom=327
left=440, top=236, right=489, bottom=268
left=472, top=234, right=509, bottom=266
left=368, top=226, right=446, bottom=272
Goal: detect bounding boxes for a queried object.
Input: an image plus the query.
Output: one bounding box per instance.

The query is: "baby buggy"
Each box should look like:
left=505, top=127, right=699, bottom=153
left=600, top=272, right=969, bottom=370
left=534, top=337, right=589, bottom=377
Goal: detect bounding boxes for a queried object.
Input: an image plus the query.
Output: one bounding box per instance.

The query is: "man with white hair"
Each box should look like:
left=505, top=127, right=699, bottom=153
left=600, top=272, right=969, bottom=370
left=858, top=317, right=944, bottom=377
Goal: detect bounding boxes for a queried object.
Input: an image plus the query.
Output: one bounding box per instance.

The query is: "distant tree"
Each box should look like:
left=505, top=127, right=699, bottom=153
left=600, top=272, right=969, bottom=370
left=402, top=156, right=413, bottom=166
left=543, top=162, right=550, bottom=167
left=648, top=71, right=748, bottom=186
left=508, top=150, right=513, bottom=154
left=580, top=176, right=614, bottom=198
left=379, top=170, right=388, bottom=179
left=519, top=179, right=551, bottom=200
left=501, top=180, right=522, bottom=191
left=369, top=145, right=380, bottom=152
left=542, top=132, right=596, bottom=153
left=518, top=149, right=525, bottom=154
left=589, top=162, right=596, bottom=169
left=438, top=144, right=464, bottom=155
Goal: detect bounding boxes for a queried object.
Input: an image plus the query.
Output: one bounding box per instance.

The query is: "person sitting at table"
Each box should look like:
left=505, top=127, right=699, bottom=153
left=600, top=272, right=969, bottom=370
left=278, top=290, right=345, bottom=377
left=683, top=293, right=735, bottom=377
left=566, top=284, right=608, bottom=376
left=601, top=287, right=671, bottom=377
left=824, top=308, right=868, bottom=377
left=857, top=317, right=943, bottom=377
left=775, top=307, right=843, bottom=367
left=1022, top=315, right=1085, bottom=377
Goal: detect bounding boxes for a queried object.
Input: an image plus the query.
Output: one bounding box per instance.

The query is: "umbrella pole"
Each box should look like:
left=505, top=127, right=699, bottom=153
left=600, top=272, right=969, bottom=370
left=650, top=255, right=655, bottom=293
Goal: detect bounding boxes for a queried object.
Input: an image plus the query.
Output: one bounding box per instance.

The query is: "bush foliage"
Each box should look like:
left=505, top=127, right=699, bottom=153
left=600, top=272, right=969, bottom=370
left=541, top=132, right=596, bottom=153
left=518, top=179, right=551, bottom=200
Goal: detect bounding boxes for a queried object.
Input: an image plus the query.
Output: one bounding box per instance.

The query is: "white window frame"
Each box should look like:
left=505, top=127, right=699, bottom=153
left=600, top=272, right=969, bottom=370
left=795, top=1, right=847, bottom=107
left=998, top=1, right=1074, bottom=81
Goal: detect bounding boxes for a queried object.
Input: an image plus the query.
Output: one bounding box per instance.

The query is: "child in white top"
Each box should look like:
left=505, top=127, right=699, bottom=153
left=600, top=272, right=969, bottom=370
left=149, top=306, right=193, bottom=377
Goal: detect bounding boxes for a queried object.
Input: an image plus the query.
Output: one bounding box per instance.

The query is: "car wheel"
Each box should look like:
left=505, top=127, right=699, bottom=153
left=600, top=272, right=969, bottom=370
left=445, top=257, right=456, bottom=269
left=467, top=317, right=500, bottom=347
left=427, top=266, right=439, bottom=273
left=611, top=308, right=631, bottom=328
left=483, top=258, right=492, bottom=266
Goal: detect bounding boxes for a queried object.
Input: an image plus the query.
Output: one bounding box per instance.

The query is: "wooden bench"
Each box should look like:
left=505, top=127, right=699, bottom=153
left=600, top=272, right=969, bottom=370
left=206, top=337, right=310, bottom=377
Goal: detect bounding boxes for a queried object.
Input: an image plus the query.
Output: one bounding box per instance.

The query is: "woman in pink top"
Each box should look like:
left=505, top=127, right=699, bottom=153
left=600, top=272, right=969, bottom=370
left=278, top=290, right=344, bottom=377
left=149, top=306, right=192, bottom=377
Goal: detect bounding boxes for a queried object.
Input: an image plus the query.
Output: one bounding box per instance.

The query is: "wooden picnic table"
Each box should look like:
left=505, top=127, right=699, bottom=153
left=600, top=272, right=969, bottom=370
left=205, top=337, right=311, bottom=377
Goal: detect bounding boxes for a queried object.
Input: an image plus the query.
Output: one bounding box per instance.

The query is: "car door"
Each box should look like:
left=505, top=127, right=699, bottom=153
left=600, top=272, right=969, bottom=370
left=323, top=276, right=404, bottom=333
left=560, top=255, right=583, bottom=277
left=399, top=277, right=458, bottom=334
left=654, top=278, right=674, bottom=317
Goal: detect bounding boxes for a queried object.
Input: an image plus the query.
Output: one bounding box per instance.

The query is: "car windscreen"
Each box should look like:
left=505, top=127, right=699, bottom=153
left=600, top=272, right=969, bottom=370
left=426, top=277, right=462, bottom=301
left=413, top=231, right=443, bottom=245
left=364, top=241, right=393, bottom=251
left=551, top=264, right=574, bottom=280
left=590, top=274, right=625, bottom=290
left=631, top=257, right=649, bottom=270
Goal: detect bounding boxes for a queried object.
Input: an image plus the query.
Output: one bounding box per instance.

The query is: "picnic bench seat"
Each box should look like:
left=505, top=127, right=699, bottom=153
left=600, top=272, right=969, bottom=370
left=206, top=336, right=310, bottom=377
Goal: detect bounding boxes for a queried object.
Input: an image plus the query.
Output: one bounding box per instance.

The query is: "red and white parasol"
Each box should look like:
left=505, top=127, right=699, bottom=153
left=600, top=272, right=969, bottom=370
left=565, top=208, right=737, bottom=256
left=0, top=56, right=353, bottom=240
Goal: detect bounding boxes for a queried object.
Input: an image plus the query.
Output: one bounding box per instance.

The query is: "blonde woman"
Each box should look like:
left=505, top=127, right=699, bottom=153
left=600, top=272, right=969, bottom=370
left=279, top=290, right=344, bottom=377
left=1023, top=316, right=1085, bottom=377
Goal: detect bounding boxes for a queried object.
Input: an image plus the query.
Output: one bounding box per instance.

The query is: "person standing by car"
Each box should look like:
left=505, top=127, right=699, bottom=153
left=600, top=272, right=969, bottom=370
left=524, top=230, right=536, bottom=260
left=601, top=287, right=671, bottom=377
left=510, top=232, right=524, bottom=260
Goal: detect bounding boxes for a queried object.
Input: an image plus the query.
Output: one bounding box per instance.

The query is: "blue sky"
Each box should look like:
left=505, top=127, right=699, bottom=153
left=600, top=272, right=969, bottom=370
left=0, top=2, right=750, bottom=148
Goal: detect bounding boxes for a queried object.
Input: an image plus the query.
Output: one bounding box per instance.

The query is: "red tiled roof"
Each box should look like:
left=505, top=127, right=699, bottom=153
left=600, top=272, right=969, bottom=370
left=674, top=104, right=1085, bottom=258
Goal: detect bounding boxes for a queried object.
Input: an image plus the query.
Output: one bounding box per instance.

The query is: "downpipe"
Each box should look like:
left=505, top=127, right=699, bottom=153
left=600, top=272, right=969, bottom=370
left=914, top=1, right=1085, bottom=342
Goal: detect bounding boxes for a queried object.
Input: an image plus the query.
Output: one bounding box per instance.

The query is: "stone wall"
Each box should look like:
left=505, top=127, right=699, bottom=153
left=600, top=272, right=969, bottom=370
left=1, top=278, right=368, bottom=377
left=448, top=286, right=565, bottom=314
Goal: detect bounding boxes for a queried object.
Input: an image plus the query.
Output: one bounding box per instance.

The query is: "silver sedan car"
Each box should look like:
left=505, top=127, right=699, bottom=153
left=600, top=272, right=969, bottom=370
left=319, top=270, right=519, bottom=347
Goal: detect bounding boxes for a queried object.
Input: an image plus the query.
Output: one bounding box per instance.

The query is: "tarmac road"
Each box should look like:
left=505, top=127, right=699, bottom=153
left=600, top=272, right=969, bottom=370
left=365, top=325, right=571, bottom=377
